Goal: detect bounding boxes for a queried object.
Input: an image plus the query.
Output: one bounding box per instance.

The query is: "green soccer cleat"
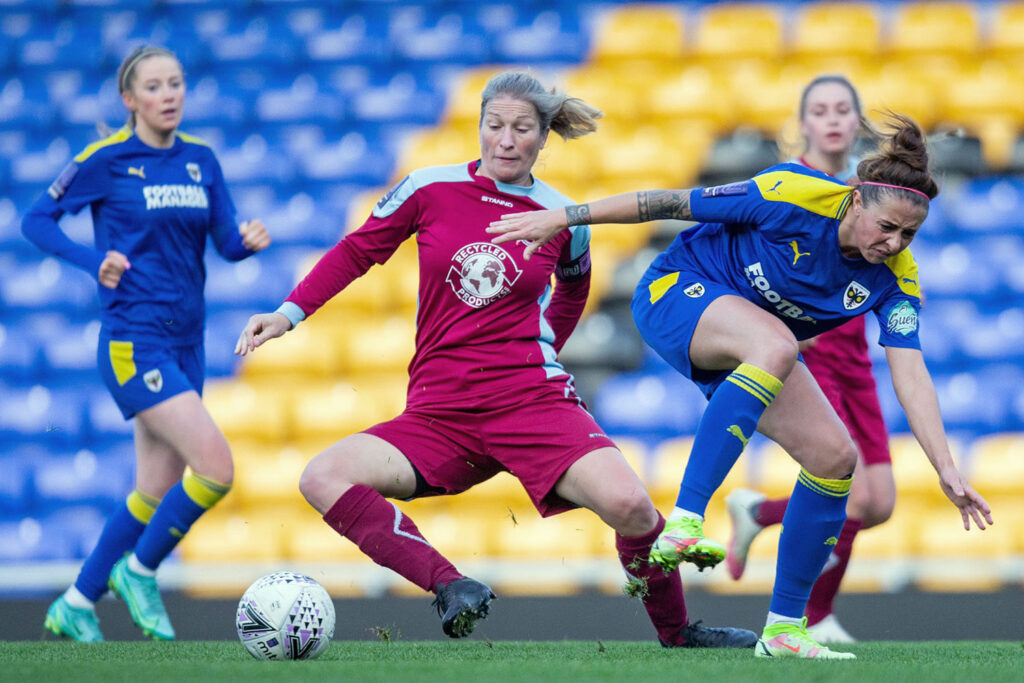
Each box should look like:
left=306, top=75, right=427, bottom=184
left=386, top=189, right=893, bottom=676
left=649, top=516, right=726, bottom=572
left=44, top=595, right=104, bottom=643
left=754, top=617, right=856, bottom=660
left=108, top=557, right=175, bottom=641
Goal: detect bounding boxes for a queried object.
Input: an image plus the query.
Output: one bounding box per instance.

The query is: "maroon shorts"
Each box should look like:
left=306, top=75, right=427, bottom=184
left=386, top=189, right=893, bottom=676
left=364, top=393, right=617, bottom=517
left=803, top=333, right=891, bottom=467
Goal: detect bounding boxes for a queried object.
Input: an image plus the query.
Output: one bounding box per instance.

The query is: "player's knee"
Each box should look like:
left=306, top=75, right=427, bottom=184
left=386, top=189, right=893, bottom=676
left=862, top=497, right=895, bottom=528
left=298, top=451, right=352, bottom=508
left=192, top=438, right=234, bottom=486
left=753, top=332, right=799, bottom=378
left=604, top=488, right=659, bottom=536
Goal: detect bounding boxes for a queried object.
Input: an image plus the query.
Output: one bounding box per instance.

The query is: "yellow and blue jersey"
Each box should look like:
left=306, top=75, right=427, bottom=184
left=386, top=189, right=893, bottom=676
left=649, top=163, right=922, bottom=349
left=22, top=127, right=252, bottom=345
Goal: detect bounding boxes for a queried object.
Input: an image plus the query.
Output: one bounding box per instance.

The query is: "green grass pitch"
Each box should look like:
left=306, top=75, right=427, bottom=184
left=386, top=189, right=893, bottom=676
left=3, top=641, right=1022, bottom=682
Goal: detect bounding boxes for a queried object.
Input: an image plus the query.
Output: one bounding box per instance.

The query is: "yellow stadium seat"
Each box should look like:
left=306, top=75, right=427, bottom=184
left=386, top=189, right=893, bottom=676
left=851, top=498, right=924, bottom=561
left=938, top=63, right=1024, bottom=169
left=564, top=67, right=647, bottom=128
left=967, top=432, right=1024, bottom=497
left=646, top=437, right=752, bottom=511
left=238, top=317, right=343, bottom=379
left=180, top=508, right=287, bottom=563
left=394, top=126, right=481, bottom=180
left=692, top=3, right=784, bottom=64
left=282, top=510, right=367, bottom=563
left=204, top=378, right=291, bottom=442
left=889, top=434, right=966, bottom=502
left=988, top=2, right=1024, bottom=61
left=888, top=1, right=980, bottom=61
left=409, top=505, right=495, bottom=563
left=791, top=2, right=881, bottom=61
left=857, top=66, right=941, bottom=132
left=594, top=125, right=692, bottom=189
left=342, top=314, right=416, bottom=376
left=749, top=440, right=801, bottom=499
left=290, top=379, right=391, bottom=441
left=492, top=508, right=597, bottom=561
left=457, top=471, right=534, bottom=509
left=534, top=131, right=603, bottom=195
left=590, top=4, right=686, bottom=65
left=647, top=66, right=737, bottom=133
left=444, top=68, right=506, bottom=129
left=912, top=499, right=1017, bottom=591
left=232, top=442, right=309, bottom=507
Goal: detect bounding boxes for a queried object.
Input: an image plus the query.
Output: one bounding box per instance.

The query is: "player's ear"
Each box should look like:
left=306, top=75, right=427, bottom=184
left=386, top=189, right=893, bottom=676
left=121, top=90, right=135, bottom=112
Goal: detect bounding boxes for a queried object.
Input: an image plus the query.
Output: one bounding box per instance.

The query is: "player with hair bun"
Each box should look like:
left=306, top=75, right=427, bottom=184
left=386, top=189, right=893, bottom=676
left=488, top=111, right=992, bottom=660
left=237, top=69, right=755, bottom=649
left=725, top=74, right=898, bottom=644
left=25, top=45, right=270, bottom=642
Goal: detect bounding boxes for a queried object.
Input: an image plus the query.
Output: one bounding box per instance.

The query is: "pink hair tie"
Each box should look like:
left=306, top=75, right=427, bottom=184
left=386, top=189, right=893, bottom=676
left=858, top=181, right=930, bottom=201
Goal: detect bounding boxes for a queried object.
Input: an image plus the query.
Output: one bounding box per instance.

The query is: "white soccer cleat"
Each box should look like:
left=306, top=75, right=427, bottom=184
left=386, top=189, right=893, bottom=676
left=755, top=617, right=856, bottom=660
left=809, top=613, right=857, bottom=644
left=725, top=488, right=767, bottom=580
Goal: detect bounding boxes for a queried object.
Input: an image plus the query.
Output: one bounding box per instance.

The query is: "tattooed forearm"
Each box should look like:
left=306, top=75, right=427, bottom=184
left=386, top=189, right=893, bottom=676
left=638, top=190, right=692, bottom=221
left=565, top=204, right=592, bottom=226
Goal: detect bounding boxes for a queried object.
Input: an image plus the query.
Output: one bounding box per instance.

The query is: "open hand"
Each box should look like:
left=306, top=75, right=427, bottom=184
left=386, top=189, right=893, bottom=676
left=235, top=312, right=292, bottom=356
left=938, top=465, right=994, bottom=530
left=486, top=208, right=567, bottom=260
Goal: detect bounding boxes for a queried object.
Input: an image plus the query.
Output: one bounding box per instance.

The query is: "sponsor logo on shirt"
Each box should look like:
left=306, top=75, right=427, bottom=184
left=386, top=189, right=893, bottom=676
left=744, top=262, right=817, bottom=323
left=446, top=242, right=522, bottom=309
left=47, top=162, right=79, bottom=199
left=886, top=301, right=918, bottom=336
left=843, top=281, right=870, bottom=310
left=683, top=282, right=705, bottom=298
left=143, top=184, right=209, bottom=210
left=789, top=240, right=810, bottom=265
left=186, top=162, right=201, bottom=183
left=701, top=181, right=749, bottom=198
left=481, top=195, right=514, bottom=208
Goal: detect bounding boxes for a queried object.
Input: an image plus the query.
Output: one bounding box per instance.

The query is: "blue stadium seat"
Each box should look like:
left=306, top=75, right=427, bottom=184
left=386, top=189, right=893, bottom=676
left=945, top=177, right=1024, bottom=235
left=592, top=370, right=708, bottom=441
left=0, top=516, right=76, bottom=562
left=350, top=72, right=445, bottom=125
left=0, top=258, right=98, bottom=314
left=32, top=448, right=131, bottom=511
left=491, top=9, right=587, bottom=64
left=83, top=386, right=134, bottom=446
left=42, top=505, right=110, bottom=559
left=389, top=10, right=489, bottom=67
left=0, top=449, right=35, bottom=516
left=0, top=320, right=43, bottom=382
left=204, top=308, right=253, bottom=378
left=254, top=72, right=348, bottom=126
left=0, top=384, right=89, bottom=447
left=304, top=12, right=390, bottom=66
left=203, top=252, right=296, bottom=312
left=38, top=319, right=101, bottom=382
left=0, top=77, right=56, bottom=132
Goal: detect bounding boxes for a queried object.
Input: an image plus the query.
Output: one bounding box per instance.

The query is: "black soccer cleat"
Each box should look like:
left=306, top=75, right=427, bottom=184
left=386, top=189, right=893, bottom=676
left=432, top=577, right=496, bottom=638
left=661, top=620, right=759, bottom=649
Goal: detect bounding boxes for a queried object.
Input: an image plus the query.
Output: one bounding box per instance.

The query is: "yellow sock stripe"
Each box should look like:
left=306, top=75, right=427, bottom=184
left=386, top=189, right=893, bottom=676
left=126, top=490, right=159, bottom=524
left=182, top=471, right=231, bottom=509
left=724, top=364, right=782, bottom=407
left=648, top=271, right=679, bottom=304
left=798, top=468, right=853, bottom=498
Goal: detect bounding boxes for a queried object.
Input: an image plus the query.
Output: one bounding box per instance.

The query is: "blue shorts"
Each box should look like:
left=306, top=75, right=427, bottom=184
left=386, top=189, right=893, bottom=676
left=631, top=267, right=737, bottom=398
left=97, top=334, right=204, bottom=419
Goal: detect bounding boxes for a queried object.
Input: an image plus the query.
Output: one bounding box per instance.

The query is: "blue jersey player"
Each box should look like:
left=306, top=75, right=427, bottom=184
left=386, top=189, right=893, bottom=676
left=24, top=46, right=271, bottom=642
left=488, top=113, right=992, bottom=660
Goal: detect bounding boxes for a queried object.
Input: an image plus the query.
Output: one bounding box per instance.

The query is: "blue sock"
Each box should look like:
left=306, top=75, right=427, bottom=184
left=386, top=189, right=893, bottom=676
left=676, top=363, right=782, bottom=514
left=133, top=472, right=230, bottom=570
left=769, top=469, right=852, bottom=618
left=74, top=490, right=159, bottom=602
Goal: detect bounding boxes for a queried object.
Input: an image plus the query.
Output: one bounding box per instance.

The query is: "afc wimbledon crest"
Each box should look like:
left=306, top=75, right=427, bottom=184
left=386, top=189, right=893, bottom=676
left=843, top=281, right=870, bottom=310
left=186, top=162, right=201, bottom=183
left=143, top=369, right=163, bottom=393
left=447, top=242, right=522, bottom=308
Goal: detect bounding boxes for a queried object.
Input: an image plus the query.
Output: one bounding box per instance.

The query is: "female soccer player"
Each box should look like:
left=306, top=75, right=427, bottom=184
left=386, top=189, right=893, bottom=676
left=487, top=113, right=992, bottom=660
left=724, top=75, right=896, bottom=643
left=236, top=70, right=755, bottom=648
left=25, top=46, right=271, bottom=642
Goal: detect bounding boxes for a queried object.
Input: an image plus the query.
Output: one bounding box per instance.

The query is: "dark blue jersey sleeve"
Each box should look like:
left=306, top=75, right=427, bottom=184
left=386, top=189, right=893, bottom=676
left=21, top=154, right=109, bottom=275
left=205, top=153, right=251, bottom=261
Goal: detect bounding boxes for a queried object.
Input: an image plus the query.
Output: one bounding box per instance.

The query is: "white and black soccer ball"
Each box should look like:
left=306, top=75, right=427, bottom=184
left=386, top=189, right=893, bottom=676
left=236, top=571, right=336, bottom=661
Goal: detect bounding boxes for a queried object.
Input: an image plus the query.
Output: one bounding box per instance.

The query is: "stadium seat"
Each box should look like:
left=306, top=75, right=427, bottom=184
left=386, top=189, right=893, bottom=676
left=589, top=4, right=686, bottom=66
left=988, top=2, right=1024, bottom=61
left=203, top=378, right=291, bottom=442
left=888, top=1, right=980, bottom=62
left=179, top=508, right=287, bottom=563
left=748, top=440, right=801, bottom=500
left=790, top=2, right=880, bottom=62
left=288, top=379, right=391, bottom=442
left=490, top=8, right=587, bottom=64
left=231, top=441, right=310, bottom=507
left=647, top=67, right=736, bottom=134
left=890, top=434, right=967, bottom=501
left=692, top=3, right=784, bottom=65
left=966, top=432, right=1024, bottom=496
left=32, top=448, right=131, bottom=511
left=557, top=310, right=645, bottom=372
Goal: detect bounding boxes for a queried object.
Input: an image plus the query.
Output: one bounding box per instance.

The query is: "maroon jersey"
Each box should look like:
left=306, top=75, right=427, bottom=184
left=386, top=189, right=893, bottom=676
left=279, top=161, right=592, bottom=411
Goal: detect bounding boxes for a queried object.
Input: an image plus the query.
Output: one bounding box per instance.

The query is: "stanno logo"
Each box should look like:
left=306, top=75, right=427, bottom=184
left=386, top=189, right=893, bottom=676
left=128, top=165, right=146, bottom=180
left=481, top=195, right=514, bottom=208
left=446, top=242, right=522, bottom=308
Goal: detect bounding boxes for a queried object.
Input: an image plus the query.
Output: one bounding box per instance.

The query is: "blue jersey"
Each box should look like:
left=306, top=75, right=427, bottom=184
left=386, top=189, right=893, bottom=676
left=23, top=127, right=251, bottom=345
left=649, top=163, right=922, bottom=348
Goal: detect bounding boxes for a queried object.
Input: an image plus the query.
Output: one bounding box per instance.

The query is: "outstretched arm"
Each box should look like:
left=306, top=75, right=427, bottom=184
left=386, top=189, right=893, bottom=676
left=886, top=346, right=993, bottom=530
left=487, top=189, right=694, bottom=260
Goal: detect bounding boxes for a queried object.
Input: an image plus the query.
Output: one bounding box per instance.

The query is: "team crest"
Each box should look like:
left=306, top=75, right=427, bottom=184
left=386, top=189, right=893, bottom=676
left=446, top=242, right=522, bottom=309
left=843, top=281, right=870, bottom=310
left=186, top=162, right=201, bottom=183
left=886, top=301, right=918, bottom=336
left=683, top=282, right=706, bottom=298
left=143, top=369, right=163, bottom=393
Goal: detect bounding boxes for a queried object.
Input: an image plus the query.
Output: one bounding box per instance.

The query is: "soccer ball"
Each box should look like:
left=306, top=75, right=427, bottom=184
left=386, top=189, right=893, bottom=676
left=235, top=571, right=336, bottom=661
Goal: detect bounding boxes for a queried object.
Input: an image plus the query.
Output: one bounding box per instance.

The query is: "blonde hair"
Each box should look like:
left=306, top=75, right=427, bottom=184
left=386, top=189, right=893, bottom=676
left=480, top=70, right=602, bottom=141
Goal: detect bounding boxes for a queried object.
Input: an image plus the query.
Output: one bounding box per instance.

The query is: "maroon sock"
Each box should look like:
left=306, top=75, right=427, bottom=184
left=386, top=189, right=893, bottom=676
left=323, top=485, right=462, bottom=593
left=805, top=517, right=862, bottom=625
left=616, top=513, right=688, bottom=646
left=755, top=497, right=789, bottom=527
